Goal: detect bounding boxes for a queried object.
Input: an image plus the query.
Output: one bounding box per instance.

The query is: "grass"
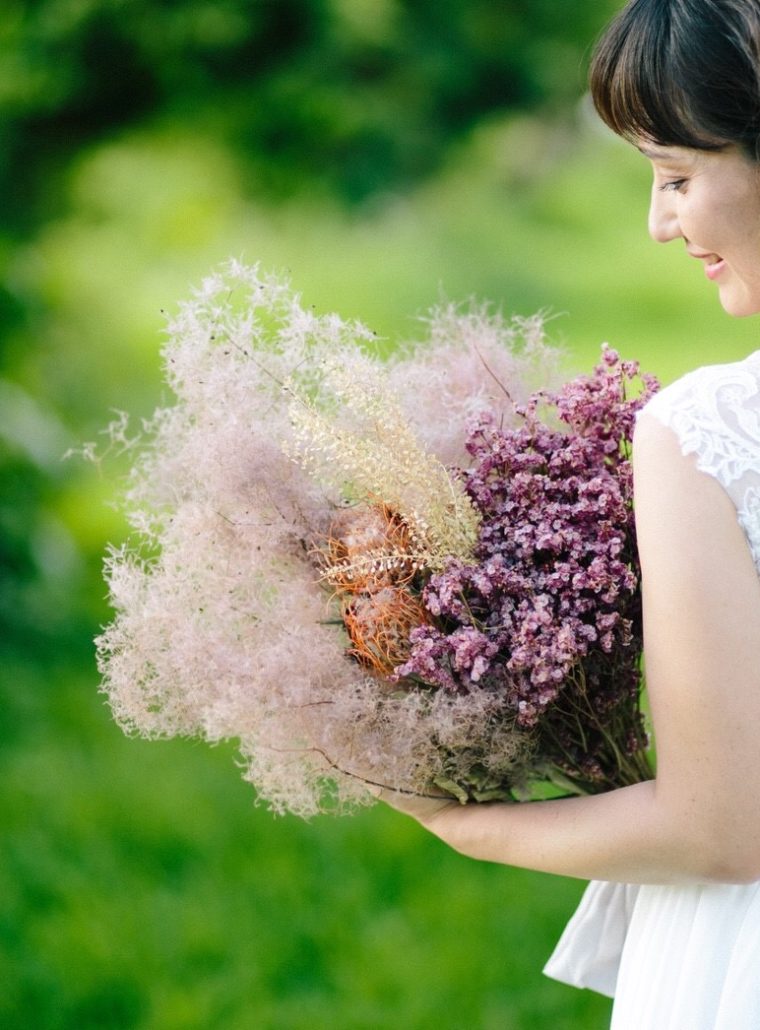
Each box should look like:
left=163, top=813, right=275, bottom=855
left=0, top=662, right=611, bottom=1029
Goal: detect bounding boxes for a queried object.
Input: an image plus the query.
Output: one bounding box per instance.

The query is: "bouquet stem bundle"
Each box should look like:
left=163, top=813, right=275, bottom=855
left=97, top=261, right=656, bottom=815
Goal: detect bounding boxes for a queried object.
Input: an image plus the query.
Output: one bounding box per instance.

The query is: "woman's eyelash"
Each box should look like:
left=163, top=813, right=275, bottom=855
left=658, top=179, right=687, bottom=193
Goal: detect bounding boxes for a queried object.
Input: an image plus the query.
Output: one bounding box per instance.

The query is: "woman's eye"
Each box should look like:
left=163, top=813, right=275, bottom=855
left=658, top=178, right=687, bottom=193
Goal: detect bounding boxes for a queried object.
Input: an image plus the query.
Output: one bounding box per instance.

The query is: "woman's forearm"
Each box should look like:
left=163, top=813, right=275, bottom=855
left=415, top=778, right=750, bottom=886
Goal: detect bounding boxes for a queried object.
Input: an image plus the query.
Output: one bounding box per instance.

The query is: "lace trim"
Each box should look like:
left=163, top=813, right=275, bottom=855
left=641, top=356, right=760, bottom=571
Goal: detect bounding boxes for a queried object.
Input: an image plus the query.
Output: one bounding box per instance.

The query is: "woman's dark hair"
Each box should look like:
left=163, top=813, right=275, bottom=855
left=590, top=0, right=760, bottom=159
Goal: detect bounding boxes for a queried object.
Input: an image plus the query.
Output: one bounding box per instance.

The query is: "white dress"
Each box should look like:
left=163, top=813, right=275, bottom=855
left=543, top=350, right=760, bottom=1028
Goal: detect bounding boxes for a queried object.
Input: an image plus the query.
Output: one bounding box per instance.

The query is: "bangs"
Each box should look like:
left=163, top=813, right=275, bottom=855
left=589, top=1, right=727, bottom=151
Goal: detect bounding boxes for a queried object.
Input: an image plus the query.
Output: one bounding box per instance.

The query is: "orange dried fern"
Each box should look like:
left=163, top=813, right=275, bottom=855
left=341, top=586, right=429, bottom=677
left=317, top=503, right=431, bottom=677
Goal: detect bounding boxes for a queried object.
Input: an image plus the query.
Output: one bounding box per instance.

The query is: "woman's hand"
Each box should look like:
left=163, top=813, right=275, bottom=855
left=370, top=785, right=462, bottom=825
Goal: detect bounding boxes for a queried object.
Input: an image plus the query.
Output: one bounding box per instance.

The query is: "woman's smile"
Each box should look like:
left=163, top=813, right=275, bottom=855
left=687, top=249, right=727, bottom=280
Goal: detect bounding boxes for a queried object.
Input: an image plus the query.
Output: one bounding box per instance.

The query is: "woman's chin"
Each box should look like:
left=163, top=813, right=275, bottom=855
left=717, top=286, right=760, bottom=319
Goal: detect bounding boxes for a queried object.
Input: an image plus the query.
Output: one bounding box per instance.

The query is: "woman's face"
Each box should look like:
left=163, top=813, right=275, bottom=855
left=643, top=143, right=760, bottom=317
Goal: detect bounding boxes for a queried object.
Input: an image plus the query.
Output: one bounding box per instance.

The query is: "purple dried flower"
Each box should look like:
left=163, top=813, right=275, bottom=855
left=398, top=346, right=658, bottom=794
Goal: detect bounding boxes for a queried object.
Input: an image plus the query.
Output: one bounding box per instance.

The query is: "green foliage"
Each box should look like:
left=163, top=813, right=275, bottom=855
left=1, top=0, right=619, bottom=222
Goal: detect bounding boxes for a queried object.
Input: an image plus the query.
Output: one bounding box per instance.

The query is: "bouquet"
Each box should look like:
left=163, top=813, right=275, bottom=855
left=97, top=260, right=657, bottom=816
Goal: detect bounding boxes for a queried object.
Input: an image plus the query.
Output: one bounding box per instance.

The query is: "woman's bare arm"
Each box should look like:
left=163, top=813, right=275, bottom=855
left=379, top=414, right=760, bottom=885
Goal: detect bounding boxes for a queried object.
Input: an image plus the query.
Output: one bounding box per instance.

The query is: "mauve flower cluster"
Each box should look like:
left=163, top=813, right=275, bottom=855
left=397, top=347, right=658, bottom=791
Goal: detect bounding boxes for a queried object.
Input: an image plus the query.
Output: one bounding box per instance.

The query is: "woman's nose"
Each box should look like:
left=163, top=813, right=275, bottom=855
left=648, top=186, right=682, bottom=243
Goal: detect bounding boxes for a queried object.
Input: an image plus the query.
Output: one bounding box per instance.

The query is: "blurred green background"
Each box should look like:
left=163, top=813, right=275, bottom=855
left=3, top=2, right=760, bottom=1028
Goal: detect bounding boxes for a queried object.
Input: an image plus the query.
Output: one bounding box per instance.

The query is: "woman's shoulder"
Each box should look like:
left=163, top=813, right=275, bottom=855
left=636, top=351, right=760, bottom=560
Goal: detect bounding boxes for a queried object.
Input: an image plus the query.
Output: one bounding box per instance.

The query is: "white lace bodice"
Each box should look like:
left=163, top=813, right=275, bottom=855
left=643, top=351, right=760, bottom=567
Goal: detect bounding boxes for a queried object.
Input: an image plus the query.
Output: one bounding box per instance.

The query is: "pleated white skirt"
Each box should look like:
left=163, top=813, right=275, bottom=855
left=544, top=879, right=760, bottom=1028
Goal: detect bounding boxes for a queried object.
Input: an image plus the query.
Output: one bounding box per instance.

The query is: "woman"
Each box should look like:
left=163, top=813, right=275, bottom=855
left=377, top=1, right=760, bottom=1025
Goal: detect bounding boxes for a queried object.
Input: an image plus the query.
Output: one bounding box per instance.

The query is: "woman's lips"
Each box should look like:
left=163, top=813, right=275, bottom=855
left=704, top=258, right=726, bottom=281
left=689, top=249, right=726, bottom=281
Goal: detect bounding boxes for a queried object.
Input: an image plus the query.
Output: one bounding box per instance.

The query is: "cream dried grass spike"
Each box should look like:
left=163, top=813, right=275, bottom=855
left=286, top=359, right=480, bottom=568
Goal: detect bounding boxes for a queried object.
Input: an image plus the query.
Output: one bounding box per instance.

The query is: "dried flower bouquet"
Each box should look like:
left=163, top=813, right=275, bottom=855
left=97, top=261, right=656, bottom=816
